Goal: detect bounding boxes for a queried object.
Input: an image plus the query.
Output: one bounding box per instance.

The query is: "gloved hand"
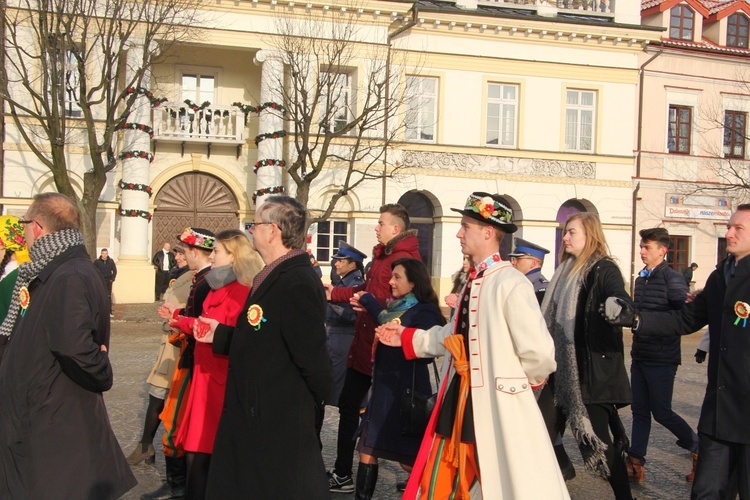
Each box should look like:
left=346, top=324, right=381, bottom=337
left=695, top=349, right=707, bottom=364
left=599, top=297, right=639, bottom=328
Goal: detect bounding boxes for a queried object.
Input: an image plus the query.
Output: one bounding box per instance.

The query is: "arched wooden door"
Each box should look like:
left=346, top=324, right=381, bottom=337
left=152, top=172, right=239, bottom=255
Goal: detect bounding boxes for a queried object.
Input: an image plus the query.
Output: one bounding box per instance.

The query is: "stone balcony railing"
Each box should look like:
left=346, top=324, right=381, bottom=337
left=483, top=0, right=614, bottom=14
left=152, top=103, right=246, bottom=144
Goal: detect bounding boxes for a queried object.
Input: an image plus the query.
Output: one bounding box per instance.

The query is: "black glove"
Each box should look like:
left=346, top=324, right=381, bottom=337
left=695, top=349, right=706, bottom=364
left=599, top=297, right=638, bottom=328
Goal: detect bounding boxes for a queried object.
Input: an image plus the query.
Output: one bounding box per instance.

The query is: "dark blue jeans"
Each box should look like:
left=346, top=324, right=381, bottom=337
left=629, top=361, right=699, bottom=461
left=691, top=432, right=746, bottom=500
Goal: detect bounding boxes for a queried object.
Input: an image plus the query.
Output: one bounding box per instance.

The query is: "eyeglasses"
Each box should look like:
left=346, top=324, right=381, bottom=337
left=247, top=222, right=275, bottom=232
left=19, top=219, right=42, bottom=230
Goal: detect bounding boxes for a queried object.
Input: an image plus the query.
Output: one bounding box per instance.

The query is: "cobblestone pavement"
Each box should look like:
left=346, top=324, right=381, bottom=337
left=107, top=303, right=709, bottom=499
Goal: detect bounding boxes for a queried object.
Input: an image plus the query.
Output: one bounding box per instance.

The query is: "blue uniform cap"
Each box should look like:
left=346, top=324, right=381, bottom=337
left=509, top=237, right=549, bottom=260
left=332, top=241, right=367, bottom=262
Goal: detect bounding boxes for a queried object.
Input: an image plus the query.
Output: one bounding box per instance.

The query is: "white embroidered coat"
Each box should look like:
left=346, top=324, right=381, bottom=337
left=404, top=261, right=569, bottom=499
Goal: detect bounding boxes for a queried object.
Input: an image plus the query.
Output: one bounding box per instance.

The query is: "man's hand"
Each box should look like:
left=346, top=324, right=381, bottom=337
left=376, top=322, right=405, bottom=347
left=349, top=292, right=367, bottom=312
left=695, top=349, right=707, bottom=364
left=599, top=297, right=638, bottom=328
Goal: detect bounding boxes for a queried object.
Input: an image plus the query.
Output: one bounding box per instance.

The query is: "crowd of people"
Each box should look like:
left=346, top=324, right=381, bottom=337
left=0, top=191, right=747, bottom=500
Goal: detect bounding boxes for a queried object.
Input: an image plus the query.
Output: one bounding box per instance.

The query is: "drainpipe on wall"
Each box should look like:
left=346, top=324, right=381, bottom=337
left=0, top=8, right=5, bottom=213
left=383, top=7, right=418, bottom=205
left=631, top=49, right=663, bottom=294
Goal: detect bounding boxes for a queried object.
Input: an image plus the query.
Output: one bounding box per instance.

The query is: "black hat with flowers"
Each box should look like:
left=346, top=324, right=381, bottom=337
left=451, top=192, right=517, bottom=233
left=177, top=227, right=216, bottom=250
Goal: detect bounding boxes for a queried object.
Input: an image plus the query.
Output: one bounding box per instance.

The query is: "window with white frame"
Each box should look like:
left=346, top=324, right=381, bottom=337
left=404, top=76, right=437, bottom=142
left=319, top=72, right=353, bottom=134
left=315, top=220, right=349, bottom=262
left=46, top=46, right=82, bottom=118
left=181, top=74, right=215, bottom=105
left=485, top=83, right=518, bottom=147
left=565, top=89, right=595, bottom=153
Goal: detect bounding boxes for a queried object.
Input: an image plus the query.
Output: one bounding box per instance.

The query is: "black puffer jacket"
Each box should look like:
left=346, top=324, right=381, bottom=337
left=631, top=262, right=688, bottom=365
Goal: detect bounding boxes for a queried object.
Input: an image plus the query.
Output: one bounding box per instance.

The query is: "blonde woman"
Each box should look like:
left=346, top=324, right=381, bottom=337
left=541, top=212, right=634, bottom=500
left=169, top=229, right=263, bottom=499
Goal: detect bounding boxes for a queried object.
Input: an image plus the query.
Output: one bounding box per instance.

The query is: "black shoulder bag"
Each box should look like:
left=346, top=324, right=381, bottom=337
left=400, top=360, right=440, bottom=438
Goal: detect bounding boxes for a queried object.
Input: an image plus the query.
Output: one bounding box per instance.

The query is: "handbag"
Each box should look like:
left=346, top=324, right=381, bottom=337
left=400, top=360, right=440, bottom=438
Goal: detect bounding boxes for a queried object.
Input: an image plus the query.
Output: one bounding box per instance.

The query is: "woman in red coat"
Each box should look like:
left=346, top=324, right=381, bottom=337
left=170, top=229, right=263, bottom=499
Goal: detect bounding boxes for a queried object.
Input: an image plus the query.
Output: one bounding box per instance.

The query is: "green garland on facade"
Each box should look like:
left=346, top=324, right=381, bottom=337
left=125, top=86, right=167, bottom=107
left=118, top=180, right=153, bottom=197
left=118, top=208, right=152, bottom=222
left=254, top=130, right=286, bottom=146
left=119, top=150, right=154, bottom=163
left=117, top=122, right=154, bottom=139
left=252, top=185, right=285, bottom=204
left=253, top=158, right=286, bottom=173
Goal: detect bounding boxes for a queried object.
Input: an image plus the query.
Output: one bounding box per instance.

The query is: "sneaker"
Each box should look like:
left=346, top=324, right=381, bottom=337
left=327, top=471, right=354, bottom=493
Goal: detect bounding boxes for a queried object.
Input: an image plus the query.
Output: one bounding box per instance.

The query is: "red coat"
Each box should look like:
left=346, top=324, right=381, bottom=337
left=330, top=230, right=420, bottom=375
left=172, top=279, right=250, bottom=453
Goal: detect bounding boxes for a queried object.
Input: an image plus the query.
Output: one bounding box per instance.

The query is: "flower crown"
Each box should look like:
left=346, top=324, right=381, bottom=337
left=179, top=227, right=215, bottom=249
left=1, top=218, right=26, bottom=252
left=464, top=194, right=512, bottom=225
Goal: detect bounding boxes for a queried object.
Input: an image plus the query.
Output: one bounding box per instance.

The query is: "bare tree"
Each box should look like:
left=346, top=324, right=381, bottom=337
left=265, top=7, right=417, bottom=225
left=1, top=0, right=202, bottom=252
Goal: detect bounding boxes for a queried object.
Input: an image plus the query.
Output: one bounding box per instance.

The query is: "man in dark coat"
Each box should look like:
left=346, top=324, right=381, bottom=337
left=93, top=248, right=117, bottom=314
left=0, top=193, right=136, bottom=499
left=325, top=203, right=420, bottom=493
left=626, top=228, right=696, bottom=482
left=604, top=204, right=750, bottom=499
left=153, top=241, right=177, bottom=301
left=197, top=196, right=333, bottom=499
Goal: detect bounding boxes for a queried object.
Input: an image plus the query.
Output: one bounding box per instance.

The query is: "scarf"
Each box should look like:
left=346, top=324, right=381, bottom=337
left=377, top=292, right=419, bottom=324
left=205, top=264, right=237, bottom=290
left=540, top=256, right=609, bottom=475
left=0, top=228, right=84, bottom=338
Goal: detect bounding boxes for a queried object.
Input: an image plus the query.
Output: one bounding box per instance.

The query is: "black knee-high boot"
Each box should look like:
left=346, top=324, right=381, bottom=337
left=354, top=463, right=378, bottom=500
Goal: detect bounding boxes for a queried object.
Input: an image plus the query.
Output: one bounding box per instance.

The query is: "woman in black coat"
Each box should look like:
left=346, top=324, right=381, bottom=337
left=541, top=212, right=634, bottom=500
left=351, top=258, right=445, bottom=499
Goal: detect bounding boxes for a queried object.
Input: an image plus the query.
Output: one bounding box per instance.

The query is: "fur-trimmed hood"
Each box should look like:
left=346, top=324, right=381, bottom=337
left=373, top=229, right=419, bottom=259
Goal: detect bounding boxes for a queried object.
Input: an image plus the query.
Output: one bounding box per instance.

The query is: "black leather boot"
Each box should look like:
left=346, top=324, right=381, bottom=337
left=140, top=482, right=170, bottom=500
left=554, top=443, right=576, bottom=481
left=354, top=463, right=378, bottom=500
left=166, top=456, right=187, bottom=498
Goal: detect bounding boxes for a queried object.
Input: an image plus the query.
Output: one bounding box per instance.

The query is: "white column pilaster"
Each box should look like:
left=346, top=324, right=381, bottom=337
left=253, top=50, right=285, bottom=206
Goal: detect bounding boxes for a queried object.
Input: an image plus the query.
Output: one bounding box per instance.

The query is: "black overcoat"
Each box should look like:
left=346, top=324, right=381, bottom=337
left=639, top=255, right=750, bottom=443
left=0, top=245, right=136, bottom=499
left=207, top=253, right=333, bottom=499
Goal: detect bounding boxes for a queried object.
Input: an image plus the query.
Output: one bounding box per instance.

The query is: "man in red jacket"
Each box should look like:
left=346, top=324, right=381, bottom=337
left=325, top=203, right=420, bottom=493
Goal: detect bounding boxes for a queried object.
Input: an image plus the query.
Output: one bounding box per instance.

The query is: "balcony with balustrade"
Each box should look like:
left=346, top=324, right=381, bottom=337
left=152, top=103, right=247, bottom=158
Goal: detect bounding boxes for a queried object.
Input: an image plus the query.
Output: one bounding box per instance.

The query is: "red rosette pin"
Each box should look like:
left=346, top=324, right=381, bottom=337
left=19, top=286, right=30, bottom=316
left=734, top=301, right=750, bottom=327
left=247, top=304, right=266, bottom=331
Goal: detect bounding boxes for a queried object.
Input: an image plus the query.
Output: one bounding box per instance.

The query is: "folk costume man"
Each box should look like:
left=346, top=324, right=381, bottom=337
left=603, top=204, right=750, bottom=499
left=141, top=227, right=215, bottom=500
left=325, top=203, right=420, bottom=493
left=197, top=196, right=333, bottom=499
left=378, top=192, right=568, bottom=499
left=0, top=193, right=136, bottom=499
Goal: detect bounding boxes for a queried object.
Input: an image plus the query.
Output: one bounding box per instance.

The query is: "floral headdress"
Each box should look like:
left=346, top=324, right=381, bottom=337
left=450, top=192, right=517, bottom=233
left=0, top=216, right=30, bottom=263
left=177, top=227, right=215, bottom=250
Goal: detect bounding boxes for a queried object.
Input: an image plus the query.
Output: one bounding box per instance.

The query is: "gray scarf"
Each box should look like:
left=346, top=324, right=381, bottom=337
left=205, top=264, right=237, bottom=290
left=541, top=256, right=609, bottom=475
left=0, top=228, right=84, bottom=338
